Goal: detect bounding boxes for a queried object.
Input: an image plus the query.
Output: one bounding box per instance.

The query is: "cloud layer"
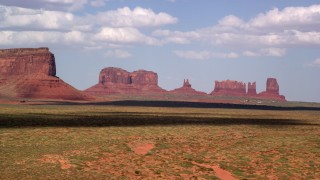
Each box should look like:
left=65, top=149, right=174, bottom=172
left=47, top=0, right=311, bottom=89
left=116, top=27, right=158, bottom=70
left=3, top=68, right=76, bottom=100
left=0, top=3, right=319, bottom=60
left=0, top=5, right=176, bottom=47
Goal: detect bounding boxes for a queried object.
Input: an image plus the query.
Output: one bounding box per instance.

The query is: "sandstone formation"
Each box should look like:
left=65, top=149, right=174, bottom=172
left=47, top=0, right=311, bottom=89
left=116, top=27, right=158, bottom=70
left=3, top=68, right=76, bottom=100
left=85, top=67, right=166, bottom=95
left=170, top=79, right=207, bottom=95
left=247, top=82, right=257, bottom=96
left=0, top=47, right=87, bottom=100
left=211, top=80, right=246, bottom=96
left=258, top=78, right=285, bottom=100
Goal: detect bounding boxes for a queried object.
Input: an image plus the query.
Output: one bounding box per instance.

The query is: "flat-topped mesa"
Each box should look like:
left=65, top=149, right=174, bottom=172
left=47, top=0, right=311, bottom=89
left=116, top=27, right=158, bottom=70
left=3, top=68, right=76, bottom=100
left=130, top=70, right=158, bottom=86
left=0, top=47, right=88, bottom=100
left=99, top=67, right=130, bottom=84
left=247, top=82, right=257, bottom=96
left=85, top=67, right=165, bottom=95
left=258, top=78, right=286, bottom=101
left=0, top=47, right=56, bottom=76
left=170, top=79, right=207, bottom=95
left=211, top=80, right=246, bottom=96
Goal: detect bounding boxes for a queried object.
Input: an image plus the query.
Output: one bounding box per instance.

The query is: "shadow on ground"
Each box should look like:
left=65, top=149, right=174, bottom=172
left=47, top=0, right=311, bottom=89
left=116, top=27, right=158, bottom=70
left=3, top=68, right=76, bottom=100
left=0, top=113, right=317, bottom=128
left=47, top=100, right=320, bottom=111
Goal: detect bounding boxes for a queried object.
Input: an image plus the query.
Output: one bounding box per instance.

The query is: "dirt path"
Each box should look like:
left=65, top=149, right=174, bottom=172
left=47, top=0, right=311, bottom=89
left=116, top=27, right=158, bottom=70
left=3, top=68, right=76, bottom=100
left=192, top=161, right=237, bottom=180
left=128, top=142, right=155, bottom=155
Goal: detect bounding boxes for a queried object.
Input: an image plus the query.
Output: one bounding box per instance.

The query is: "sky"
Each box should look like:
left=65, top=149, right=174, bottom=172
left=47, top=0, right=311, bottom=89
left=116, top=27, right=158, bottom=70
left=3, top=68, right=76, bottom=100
left=0, top=0, right=319, bottom=102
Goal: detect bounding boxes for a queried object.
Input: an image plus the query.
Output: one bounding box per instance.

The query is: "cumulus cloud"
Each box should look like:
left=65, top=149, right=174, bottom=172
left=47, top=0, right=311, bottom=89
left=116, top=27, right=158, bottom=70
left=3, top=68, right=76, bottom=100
left=92, top=6, right=177, bottom=27
left=155, top=4, right=320, bottom=51
left=94, top=27, right=159, bottom=45
left=0, top=0, right=89, bottom=11
left=0, top=5, right=74, bottom=30
left=173, top=50, right=239, bottom=60
left=0, top=5, right=176, bottom=47
left=249, top=4, right=320, bottom=30
left=104, top=49, right=132, bottom=59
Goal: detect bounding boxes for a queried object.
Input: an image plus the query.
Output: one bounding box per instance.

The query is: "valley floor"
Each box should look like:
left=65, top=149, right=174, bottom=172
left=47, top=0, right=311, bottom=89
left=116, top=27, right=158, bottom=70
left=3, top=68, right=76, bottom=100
left=0, top=103, right=319, bottom=179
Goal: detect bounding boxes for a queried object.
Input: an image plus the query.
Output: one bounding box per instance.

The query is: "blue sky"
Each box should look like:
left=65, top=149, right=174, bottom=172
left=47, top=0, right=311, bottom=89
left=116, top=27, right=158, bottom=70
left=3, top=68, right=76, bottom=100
left=0, top=0, right=319, bottom=102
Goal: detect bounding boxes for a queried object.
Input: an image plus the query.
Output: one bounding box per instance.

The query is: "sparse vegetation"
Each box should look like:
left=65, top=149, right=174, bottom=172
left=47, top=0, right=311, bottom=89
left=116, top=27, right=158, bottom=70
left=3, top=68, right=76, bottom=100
left=0, top=103, right=319, bottom=179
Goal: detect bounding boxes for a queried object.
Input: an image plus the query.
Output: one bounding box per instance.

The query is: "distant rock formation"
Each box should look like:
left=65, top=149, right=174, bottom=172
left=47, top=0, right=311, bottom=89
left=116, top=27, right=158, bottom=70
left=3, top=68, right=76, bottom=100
left=85, top=67, right=166, bottom=95
left=247, top=82, right=257, bottom=96
left=258, top=78, right=285, bottom=100
left=170, top=79, right=207, bottom=95
left=0, top=47, right=88, bottom=100
left=210, top=80, right=246, bottom=96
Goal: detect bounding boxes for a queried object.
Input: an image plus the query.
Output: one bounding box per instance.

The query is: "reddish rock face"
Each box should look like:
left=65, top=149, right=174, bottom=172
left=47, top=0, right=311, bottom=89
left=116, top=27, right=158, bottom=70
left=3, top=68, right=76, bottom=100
left=99, top=67, right=130, bottom=84
left=0, top=47, right=88, bottom=100
left=266, top=78, right=279, bottom=95
left=258, top=78, right=285, bottom=101
left=130, top=70, right=158, bottom=86
left=247, top=82, right=257, bottom=96
left=170, top=79, right=207, bottom=95
left=85, top=67, right=166, bottom=95
left=211, top=80, right=246, bottom=96
left=0, top=47, right=56, bottom=76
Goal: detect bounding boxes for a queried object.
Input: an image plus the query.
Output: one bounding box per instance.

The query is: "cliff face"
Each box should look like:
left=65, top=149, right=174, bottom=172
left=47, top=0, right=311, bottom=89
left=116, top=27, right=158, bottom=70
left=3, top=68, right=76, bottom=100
left=99, top=67, right=130, bottom=84
left=85, top=67, right=166, bottom=95
left=0, top=47, right=56, bottom=76
left=130, top=70, right=158, bottom=86
left=170, top=79, right=207, bottom=95
left=258, top=78, right=285, bottom=100
left=247, top=82, right=257, bottom=96
left=211, top=80, right=246, bottom=96
left=266, top=78, right=279, bottom=95
left=0, top=48, right=87, bottom=100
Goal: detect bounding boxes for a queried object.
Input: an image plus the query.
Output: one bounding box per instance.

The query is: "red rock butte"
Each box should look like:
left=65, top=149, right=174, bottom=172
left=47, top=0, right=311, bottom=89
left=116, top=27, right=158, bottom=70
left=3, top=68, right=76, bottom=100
left=211, top=80, right=247, bottom=96
left=0, top=47, right=286, bottom=102
left=0, top=47, right=88, bottom=100
left=209, top=78, right=285, bottom=101
left=85, top=67, right=166, bottom=95
left=258, top=78, right=286, bottom=101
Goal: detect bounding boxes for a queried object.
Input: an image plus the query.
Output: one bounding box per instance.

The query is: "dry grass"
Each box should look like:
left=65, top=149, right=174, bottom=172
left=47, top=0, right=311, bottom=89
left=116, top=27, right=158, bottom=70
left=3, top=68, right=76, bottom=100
left=1, top=104, right=319, bottom=179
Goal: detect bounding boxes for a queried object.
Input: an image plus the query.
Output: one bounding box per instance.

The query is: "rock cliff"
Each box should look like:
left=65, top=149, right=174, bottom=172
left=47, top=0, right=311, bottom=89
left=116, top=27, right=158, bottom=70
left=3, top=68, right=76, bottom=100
left=0, top=47, right=88, bottom=100
left=247, top=82, right=257, bottom=96
left=210, top=80, right=246, bottom=96
left=85, top=67, right=166, bottom=95
left=0, top=47, right=56, bottom=76
left=258, top=78, right=285, bottom=100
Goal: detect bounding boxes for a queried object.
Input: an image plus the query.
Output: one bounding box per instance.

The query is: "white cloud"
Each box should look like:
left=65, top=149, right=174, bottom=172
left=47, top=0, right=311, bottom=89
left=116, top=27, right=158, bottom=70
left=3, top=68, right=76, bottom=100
left=173, top=50, right=239, bottom=60
left=0, top=5, right=74, bottom=30
left=154, top=4, right=320, bottom=51
left=249, top=4, right=320, bottom=30
left=104, top=49, right=132, bottom=59
left=64, top=30, right=85, bottom=43
left=0, top=0, right=89, bottom=11
left=92, top=6, right=177, bottom=27
left=0, top=5, right=177, bottom=46
left=94, top=27, right=159, bottom=45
